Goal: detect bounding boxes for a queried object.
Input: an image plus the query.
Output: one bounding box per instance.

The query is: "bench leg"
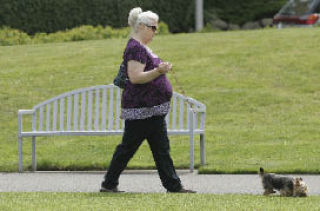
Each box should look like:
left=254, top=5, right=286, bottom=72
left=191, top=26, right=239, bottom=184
left=32, top=136, right=36, bottom=171
left=200, top=134, right=205, bottom=165
left=18, top=137, right=23, bottom=172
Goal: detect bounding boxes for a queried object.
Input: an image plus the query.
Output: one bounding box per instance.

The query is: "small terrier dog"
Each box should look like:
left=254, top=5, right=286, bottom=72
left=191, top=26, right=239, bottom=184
left=259, top=167, right=308, bottom=197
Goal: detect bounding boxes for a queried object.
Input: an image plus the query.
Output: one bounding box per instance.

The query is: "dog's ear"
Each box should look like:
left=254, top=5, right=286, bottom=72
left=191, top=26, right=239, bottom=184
left=299, top=177, right=303, bottom=181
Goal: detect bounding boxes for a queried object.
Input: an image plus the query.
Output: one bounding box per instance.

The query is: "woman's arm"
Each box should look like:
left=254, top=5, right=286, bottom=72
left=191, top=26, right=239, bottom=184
left=127, top=60, right=172, bottom=84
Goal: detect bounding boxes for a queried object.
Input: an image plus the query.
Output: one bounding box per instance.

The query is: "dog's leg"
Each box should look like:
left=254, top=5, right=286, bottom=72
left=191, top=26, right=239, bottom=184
left=263, top=189, right=275, bottom=195
left=280, top=188, right=293, bottom=197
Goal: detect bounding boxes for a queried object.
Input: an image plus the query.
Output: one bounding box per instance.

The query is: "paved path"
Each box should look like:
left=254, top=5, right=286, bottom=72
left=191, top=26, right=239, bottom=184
left=1, top=171, right=319, bottom=195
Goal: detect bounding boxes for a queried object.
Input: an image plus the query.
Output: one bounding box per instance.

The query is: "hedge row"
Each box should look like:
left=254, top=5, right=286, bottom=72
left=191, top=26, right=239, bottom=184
left=0, top=22, right=169, bottom=46
left=0, top=0, right=287, bottom=34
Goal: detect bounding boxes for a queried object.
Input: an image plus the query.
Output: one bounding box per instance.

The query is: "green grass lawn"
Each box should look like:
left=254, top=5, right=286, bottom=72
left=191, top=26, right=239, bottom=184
left=0, top=28, right=319, bottom=173
left=0, top=193, right=319, bottom=210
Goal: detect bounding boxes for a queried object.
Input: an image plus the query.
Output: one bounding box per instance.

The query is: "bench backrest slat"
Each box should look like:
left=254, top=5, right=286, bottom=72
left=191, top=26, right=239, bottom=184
left=87, top=90, right=93, bottom=130
left=39, top=106, right=44, bottom=131
left=172, top=95, right=177, bottom=129
left=73, top=94, right=79, bottom=131
left=115, top=88, right=121, bottom=130
left=194, top=112, right=198, bottom=130
left=94, top=89, right=100, bottom=131
left=32, top=112, right=36, bottom=131
left=67, top=96, right=72, bottom=131
left=60, top=98, right=65, bottom=131
left=165, top=111, right=170, bottom=127
left=80, top=92, right=86, bottom=131
left=101, top=88, right=107, bottom=131
left=53, top=101, right=58, bottom=131
left=108, top=87, right=114, bottom=130
left=46, top=104, right=50, bottom=131
left=187, top=102, right=190, bottom=129
left=200, top=112, right=205, bottom=130
left=179, top=98, right=184, bottom=129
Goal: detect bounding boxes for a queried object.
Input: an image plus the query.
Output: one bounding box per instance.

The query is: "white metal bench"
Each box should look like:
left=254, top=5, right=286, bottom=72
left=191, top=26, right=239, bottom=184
left=18, top=84, right=206, bottom=172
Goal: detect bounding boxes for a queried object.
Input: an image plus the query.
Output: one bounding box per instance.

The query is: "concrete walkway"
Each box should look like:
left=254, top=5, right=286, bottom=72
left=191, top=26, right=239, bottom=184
left=1, top=170, right=319, bottom=195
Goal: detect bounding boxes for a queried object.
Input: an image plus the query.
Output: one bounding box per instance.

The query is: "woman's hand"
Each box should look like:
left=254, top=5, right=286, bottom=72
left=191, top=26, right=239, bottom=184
left=157, top=62, right=172, bottom=74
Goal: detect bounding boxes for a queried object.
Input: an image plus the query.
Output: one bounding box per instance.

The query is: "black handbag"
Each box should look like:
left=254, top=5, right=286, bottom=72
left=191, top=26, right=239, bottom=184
left=113, top=62, right=128, bottom=89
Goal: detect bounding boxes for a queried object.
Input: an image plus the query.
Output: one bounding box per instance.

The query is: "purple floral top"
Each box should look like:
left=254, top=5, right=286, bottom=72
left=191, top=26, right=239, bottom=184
left=121, top=38, right=173, bottom=120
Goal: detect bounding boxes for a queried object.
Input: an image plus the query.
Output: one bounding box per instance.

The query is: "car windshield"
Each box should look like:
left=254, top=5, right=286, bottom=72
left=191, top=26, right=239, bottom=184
left=279, top=0, right=315, bottom=15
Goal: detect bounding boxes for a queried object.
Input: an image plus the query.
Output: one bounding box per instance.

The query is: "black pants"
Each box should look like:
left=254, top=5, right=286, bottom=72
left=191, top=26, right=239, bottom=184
left=102, top=115, right=182, bottom=192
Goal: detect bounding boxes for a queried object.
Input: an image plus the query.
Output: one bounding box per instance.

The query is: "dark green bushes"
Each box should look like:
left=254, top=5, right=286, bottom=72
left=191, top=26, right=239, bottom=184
left=0, top=0, right=287, bottom=34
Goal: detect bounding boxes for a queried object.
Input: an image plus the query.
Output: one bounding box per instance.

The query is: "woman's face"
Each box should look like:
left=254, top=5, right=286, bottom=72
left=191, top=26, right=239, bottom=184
left=140, top=20, right=158, bottom=44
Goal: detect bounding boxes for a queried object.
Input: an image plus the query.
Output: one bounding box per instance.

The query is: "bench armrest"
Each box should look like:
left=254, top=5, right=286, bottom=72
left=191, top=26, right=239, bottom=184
left=18, top=109, right=34, bottom=115
left=18, top=109, right=34, bottom=136
left=186, top=97, right=206, bottom=113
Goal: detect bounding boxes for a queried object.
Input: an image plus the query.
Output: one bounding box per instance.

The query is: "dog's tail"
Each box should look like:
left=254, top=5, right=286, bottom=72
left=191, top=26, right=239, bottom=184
left=259, top=167, right=264, bottom=177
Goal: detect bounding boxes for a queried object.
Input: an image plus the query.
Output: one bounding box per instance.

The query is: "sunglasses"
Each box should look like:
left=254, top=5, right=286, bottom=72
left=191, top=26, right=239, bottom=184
left=145, top=25, right=158, bottom=32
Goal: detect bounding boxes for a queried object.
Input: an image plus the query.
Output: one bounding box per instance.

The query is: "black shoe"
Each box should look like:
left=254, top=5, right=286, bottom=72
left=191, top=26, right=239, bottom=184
left=100, top=186, right=124, bottom=193
left=168, top=187, right=196, bottom=193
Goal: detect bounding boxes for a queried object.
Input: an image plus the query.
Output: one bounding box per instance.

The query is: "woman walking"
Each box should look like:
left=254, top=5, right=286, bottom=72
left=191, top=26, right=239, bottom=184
left=100, top=7, right=195, bottom=193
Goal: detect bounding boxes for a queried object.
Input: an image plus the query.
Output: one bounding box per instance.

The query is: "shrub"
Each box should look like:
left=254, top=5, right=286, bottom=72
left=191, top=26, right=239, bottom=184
left=158, top=21, right=170, bottom=34
left=0, top=26, right=31, bottom=45
left=0, top=22, right=170, bottom=46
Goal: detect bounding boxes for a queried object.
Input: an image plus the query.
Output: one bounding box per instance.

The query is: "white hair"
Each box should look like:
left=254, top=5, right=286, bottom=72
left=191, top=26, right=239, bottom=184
left=128, top=7, right=159, bottom=31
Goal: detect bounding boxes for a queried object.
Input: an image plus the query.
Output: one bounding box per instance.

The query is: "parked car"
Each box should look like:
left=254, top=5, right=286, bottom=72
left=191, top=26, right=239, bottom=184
left=273, top=0, right=320, bottom=28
